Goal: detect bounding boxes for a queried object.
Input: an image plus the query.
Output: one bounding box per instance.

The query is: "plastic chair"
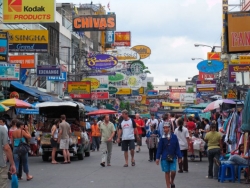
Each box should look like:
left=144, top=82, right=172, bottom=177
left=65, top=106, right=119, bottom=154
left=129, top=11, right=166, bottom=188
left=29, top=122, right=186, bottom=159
left=218, top=164, right=235, bottom=183
left=238, top=165, right=248, bottom=183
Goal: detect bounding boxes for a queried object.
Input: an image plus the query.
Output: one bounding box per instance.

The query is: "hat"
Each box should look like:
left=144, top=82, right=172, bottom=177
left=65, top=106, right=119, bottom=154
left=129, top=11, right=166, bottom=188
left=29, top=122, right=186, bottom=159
left=163, top=122, right=171, bottom=127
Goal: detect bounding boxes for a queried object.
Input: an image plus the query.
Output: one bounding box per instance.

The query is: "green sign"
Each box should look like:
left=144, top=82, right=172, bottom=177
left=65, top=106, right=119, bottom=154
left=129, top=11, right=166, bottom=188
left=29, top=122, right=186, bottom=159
left=130, top=61, right=144, bottom=74
left=108, top=86, right=118, bottom=94
left=108, top=72, right=125, bottom=82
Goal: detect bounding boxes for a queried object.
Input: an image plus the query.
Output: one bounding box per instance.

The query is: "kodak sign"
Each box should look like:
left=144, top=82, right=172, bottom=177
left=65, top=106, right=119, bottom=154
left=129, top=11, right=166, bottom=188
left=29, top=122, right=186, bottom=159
left=3, top=0, right=55, bottom=23
left=207, top=52, right=221, bottom=60
left=73, top=15, right=116, bottom=31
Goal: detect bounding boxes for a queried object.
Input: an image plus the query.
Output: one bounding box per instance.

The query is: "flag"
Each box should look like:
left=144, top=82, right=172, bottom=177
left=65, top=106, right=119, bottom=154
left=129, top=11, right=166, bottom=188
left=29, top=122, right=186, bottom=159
left=107, top=2, right=110, bottom=10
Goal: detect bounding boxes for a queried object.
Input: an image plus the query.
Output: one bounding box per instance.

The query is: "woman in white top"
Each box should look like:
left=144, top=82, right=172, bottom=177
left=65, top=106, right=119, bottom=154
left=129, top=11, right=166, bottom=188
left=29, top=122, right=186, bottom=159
left=174, top=118, right=190, bottom=173
left=50, top=119, right=60, bottom=164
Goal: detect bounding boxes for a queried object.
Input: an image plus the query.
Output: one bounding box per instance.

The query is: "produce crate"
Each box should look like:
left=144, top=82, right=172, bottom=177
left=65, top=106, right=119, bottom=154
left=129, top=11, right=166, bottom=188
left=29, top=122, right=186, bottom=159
left=41, top=137, right=51, bottom=145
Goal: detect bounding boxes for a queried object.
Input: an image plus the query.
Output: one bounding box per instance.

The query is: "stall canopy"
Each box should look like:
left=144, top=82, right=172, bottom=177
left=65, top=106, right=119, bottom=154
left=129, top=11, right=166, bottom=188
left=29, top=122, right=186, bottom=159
left=85, top=105, right=98, bottom=112
left=189, top=103, right=209, bottom=109
left=10, top=81, right=62, bottom=102
left=162, top=102, right=181, bottom=108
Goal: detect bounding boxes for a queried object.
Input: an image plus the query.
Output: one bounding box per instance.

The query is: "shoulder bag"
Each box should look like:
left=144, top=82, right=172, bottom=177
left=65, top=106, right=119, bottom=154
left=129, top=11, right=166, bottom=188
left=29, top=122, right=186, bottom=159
left=16, top=130, right=30, bottom=156
left=165, top=135, right=174, bottom=163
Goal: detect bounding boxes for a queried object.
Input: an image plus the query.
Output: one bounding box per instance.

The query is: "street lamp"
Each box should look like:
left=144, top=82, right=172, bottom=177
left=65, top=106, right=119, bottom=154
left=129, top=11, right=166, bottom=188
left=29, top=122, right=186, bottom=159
left=191, top=58, right=204, bottom=61
left=194, top=44, right=221, bottom=52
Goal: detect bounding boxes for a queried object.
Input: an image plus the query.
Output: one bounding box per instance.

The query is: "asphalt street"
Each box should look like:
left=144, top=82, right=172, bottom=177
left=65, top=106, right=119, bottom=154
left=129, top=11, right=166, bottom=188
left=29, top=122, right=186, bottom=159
left=17, top=141, right=249, bottom=188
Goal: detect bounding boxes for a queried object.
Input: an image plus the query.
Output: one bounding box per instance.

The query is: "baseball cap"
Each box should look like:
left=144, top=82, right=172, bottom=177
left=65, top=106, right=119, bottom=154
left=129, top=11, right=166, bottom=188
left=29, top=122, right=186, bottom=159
left=163, top=122, right=171, bottom=127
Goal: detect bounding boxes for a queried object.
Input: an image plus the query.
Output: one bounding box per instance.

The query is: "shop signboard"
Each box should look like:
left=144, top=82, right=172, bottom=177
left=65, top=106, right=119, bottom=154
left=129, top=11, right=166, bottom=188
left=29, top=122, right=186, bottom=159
left=207, top=52, right=220, bottom=60
left=139, top=87, right=144, bottom=94
left=106, top=49, right=140, bottom=61
left=91, top=92, right=109, bottom=100
left=89, top=72, right=115, bottom=76
left=228, top=65, right=250, bottom=83
left=170, top=87, right=186, bottom=93
left=86, top=54, right=118, bottom=70
left=132, top=90, right=139, bottom=95
left=7, top=30, right=48, bottom=53
left=68, top=81, right=91, bottom=99
left=239, top=56, right=250, bottom=64
left=89, top=76, right=108, bottom=90
left=9, top=55, right=35, bottom=68
left=147, top=90, right=158, bottom=96
left=82, top=78, right=100, bottom=90
left=179, top=93, right=195, bottom=103
left=227, top=89, right=237, bottom=99
left=196, top=80, right=217, bottom=92
left=227, top=11, right=250, bottom=53
left=108, top=72, right=126, bottom=82
left=199, top=71, right=215, bottom=81
left=127, top=75, right=142, bottom=90
left=0, top=32, right=9, bottom=62
left=47, top=72, right=67, bottom=82
left=0, top=63, right=20, bottom=80
left=73, top=15, right=116, bottom=31
left=113, top=31, right=131, bottom=46
left=106, top=31, right=114, bottom=44
left=108, top=86, right=118, bottom=94
left=131, top=45, right=151, bottom=59
left=124, top=96, right=142, bottom=101
left=130, top=61, right=144, bottom=74
left=37, top=65, right=60, bottom=76
left=116, top=88, right=131, bottom=95
left=2, top=0, right=55, bottom=23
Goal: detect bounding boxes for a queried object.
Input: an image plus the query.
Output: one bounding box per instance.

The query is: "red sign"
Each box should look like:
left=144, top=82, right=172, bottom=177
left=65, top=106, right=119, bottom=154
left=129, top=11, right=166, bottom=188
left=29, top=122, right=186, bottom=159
left=170, top=87, right=186, bottom=93
left=169, top=92, right=180, bottom=100
left=70, top=93, right=91, bottom=99
left=207, top=52, right=221, bottom=60
left=9, top=55, right=35, bottom=68
left=91, top=92, right=109, bottom=100
left=199, top=72, right=214, bottom=81
left=113, top=32, right=131, bottom=46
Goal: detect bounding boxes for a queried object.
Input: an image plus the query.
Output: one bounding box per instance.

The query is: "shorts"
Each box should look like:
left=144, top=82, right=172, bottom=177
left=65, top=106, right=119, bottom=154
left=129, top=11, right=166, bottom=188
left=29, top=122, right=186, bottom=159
left=161, top=159, right=176, bottom=172
left=0, top=166, right=8, bottom=188
left=137, top=135, right=142, bottom=146
left=122, top=140, right=135, bottom=151
left=50, top=138, right=58, bottom=148
left=60, top=138, right=69, bottom=150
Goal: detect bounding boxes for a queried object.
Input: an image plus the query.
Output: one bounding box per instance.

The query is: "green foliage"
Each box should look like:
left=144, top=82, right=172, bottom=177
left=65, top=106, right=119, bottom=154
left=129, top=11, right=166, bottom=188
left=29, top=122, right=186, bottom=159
left=147, top=82, right=154, bottom=91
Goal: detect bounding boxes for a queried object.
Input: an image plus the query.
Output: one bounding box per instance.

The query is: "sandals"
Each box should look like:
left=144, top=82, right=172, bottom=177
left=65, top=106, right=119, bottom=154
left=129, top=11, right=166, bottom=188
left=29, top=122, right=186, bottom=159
left=131, top=161, right=135, bottom=166
left=123, top=164, right=128, bottom=167
left=27, top=176, right=33, bottom=181
left=100, top=162, right=105, bottom=167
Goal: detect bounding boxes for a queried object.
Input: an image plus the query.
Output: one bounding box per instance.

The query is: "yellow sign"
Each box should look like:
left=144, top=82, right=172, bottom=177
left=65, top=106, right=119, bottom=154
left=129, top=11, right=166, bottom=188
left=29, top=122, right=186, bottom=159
left=6, top=30, right=49, bottom=44
left=223, top=60, right=228, bottom=69
left=239, top=56, right=250, bottom=64
left=67, top=81, right=91, bottom=94
left=231, top=59, right=239, bottom=64
left=131, top=45, right=151, bottom=59
left=141, top=95, right=146, bottom=104
left=139, top=87, right=144, bottom=94
left=116, top=88, right=131, bottom=95
left=3, top=0, right=55, bottom=23
left=82, top=78, right=100, bottom=90
left=227, top=89, right=237, bottom=99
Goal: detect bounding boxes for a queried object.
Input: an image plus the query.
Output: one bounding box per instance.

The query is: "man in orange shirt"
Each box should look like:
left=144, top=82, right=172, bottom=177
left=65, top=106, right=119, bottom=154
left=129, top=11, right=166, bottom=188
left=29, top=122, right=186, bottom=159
left=91, top=119, right=101, bottom=152
left=134, top=114, right=145, bottom=153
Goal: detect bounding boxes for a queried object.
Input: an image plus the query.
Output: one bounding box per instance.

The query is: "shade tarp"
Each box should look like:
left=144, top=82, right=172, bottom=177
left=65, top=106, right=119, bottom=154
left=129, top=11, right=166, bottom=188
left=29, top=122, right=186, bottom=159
left=35, top=102, right=77, bottom=108
left=241, top=90, right=250, bottom=132
left=189, top=103, right=209, bottom=109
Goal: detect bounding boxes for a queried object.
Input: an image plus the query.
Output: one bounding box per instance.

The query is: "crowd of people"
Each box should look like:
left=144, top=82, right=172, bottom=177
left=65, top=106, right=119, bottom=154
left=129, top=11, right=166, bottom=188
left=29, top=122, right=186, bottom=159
left=0, top=111, right=248, bottom=188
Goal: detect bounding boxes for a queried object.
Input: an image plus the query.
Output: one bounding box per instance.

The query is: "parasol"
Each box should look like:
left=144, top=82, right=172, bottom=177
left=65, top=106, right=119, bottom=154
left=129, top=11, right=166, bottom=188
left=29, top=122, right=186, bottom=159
left=87, top=109, right=117, bottom=116
left=203, top=99, right=235, bottom=112
left=241, top=90, right=250, bottom=132
left=0, top=98, right=32, bottom=108
left=0, top=103, right=9, bottom=112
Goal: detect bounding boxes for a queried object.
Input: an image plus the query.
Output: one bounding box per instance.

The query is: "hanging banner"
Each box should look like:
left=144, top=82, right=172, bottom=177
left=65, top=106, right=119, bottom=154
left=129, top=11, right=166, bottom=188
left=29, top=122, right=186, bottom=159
left=37, top=65, right=60, bottom=76
left=9, top=55, right=35, bottom=68
left=0, top=32, right=9, bottom=62
left=113, top=31, right=131, bottom=46
left=0, top=63, right=20, bottom=80
left=68, top=81, right=91, bottom=99
left=2, top=0, right=56, bottom=23
left=131, top=45, right=151, bottom=59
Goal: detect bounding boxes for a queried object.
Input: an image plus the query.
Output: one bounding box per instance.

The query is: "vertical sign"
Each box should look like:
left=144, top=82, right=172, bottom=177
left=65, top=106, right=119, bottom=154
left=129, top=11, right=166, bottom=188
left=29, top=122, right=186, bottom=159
left=222, top=0, right=228, bottom=53
left=106, top=31, right=114, bottom=44
left=0, top=32, right=8, bottom=62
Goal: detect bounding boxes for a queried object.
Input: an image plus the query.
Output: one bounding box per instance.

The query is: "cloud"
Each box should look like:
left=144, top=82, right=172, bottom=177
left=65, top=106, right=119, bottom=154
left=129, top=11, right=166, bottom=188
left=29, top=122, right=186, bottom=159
left=181, top=0, right=197, bottom=7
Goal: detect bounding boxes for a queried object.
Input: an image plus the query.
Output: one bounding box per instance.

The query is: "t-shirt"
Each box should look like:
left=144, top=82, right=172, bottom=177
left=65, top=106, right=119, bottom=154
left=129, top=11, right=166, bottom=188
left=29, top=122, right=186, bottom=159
left=59, top=121, right=71, bottom=139
left=146, top=119, right=159, bottom=131
left=203, top=124, right=210, bottom=138
left=186, top=121, right=196, bottom=131
left=134, top=118, right=144, bottom=135
left=120, top=118, right=136, bottom=140
left=174, top=127, right=189, bottom=150
left=99, top=121, right=115, bottom=142
left=205, top=131, right=221, bottom=150
left=0, top=126, right=8, bottom=167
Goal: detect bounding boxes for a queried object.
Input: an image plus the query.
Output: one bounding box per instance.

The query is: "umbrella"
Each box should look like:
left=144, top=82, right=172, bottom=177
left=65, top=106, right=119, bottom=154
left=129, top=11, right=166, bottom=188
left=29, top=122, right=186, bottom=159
left=241, top=90, right=250, bottom=132
left=203, top=99, right=235, bottom=112
left=0, top=104, right=9, bottom=112
left=87, top=109, right=117, bottom=116
left=0, top=98, right=32, bottom=108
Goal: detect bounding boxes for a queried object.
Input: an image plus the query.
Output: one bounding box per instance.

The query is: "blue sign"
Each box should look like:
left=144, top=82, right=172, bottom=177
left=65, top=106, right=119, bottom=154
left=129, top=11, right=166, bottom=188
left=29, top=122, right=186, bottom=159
left=18, top=109, right=39, bottom=115
left=37, top=65, right=61, bottom=76
left=197, top=60, right=224, bottom=73
left=47, top=72, right=67, bottom=82
left=20, top=69, right=28, bottom=84
left=147, top=90, right=158, bottom=96
left=9, top=44, right=48, bottom=53
left=0, top=32, right=8, bottom=62
left=106, top=31, right=114, bottom=44
left=132, top=90, right=139, bottom=95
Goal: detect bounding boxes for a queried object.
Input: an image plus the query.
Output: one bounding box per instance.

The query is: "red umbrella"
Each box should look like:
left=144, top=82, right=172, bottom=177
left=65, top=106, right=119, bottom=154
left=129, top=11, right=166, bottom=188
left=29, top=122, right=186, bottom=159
left=87, top=109, right=117, bottom=116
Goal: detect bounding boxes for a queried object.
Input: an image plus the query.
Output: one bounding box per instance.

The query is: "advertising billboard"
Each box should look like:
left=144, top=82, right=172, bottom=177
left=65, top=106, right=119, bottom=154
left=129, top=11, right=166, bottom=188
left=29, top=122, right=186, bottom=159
left=0, top=32, right=9, bottom=62
left=227, top=11, right=250, bottom=53
left=131, top=45, right=151, bottom=59
left=3, top=0, right=55, bottom=23
left=106, top=31, right=114, bottom=44
left=47, top=72, right=67, bottom=82
left=91, top=92, right=109, bottom=100
left=7, top=30, right=48, bottom=53
left=37, top=65, right=61, bottom=76
left=113, top=32, right=131, bottom=46
left=196, top=80, right=217, bottom=92
left=207, top=52, right=220, bottom=60
left=105, top=49, right=140, bottom=61
left=68, top=81, right=91, bottom=99
left=86, top=54, right=118, bottom=70
left=228, top=65, right=250, bottom=83
left=179, top=93, right=195, bottom=103
left=239, top=56, right=250, bottom=64
left=73, top=15, right=116, bottom=31
left=9, top=55, right=35, bottom=68
left=0, top=63, right=20, bottom=80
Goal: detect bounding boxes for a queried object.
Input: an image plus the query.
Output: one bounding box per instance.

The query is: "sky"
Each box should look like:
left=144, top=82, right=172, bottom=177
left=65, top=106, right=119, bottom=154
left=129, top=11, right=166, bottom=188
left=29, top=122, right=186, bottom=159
left=57, top=0, right=240, bottom=85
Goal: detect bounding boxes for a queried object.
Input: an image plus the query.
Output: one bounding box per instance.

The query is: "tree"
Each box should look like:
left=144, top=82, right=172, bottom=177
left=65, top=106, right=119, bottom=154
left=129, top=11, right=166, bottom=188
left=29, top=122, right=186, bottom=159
left=147, top=82, right=154, bottom=91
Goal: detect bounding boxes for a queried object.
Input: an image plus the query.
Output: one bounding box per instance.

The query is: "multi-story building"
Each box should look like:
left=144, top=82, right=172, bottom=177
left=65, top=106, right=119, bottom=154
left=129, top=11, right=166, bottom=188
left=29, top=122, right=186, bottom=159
left=242, top=0, right=250, bottom=10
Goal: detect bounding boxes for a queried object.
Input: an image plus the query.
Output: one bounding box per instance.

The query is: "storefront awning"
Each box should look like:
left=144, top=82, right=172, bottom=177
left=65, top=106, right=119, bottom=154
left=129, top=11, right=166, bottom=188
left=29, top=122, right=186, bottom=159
left=10, top=81, right=62, bottom=102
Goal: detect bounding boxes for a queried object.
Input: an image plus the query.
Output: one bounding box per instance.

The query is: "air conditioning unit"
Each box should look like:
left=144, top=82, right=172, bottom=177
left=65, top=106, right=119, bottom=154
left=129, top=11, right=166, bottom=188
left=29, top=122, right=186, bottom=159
left=236, top=72, right=250, bottom=86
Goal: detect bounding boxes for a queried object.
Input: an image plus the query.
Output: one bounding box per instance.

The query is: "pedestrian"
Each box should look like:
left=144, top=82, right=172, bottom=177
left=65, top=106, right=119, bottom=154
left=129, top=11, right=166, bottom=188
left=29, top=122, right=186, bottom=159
left=51, top=119, right=60, bottom=164
left=146, top=113, right=159, bottom=132
left=11, top=120, right=33, bottom=181
left=91, top=119, right=101, bottom=152
left=30, top=131, right=38, bottom=156
left=0, top=125, right=16, bottom=188
left=58, top=115, right=71, bottom=164
left=117, top=110, right=140, bottom=167
left=156, top=122, right=182, bottom=188
left=174, top=118, right=189, bottom=173
left=204, top=123, right=222, bottom=179
left=134, top=113, right=145, bottom=153
left=99, top=115, right=115, bottom=167
left=146, top=124, right=160, bottom=162
left=0, top=117, right=8, bottom=132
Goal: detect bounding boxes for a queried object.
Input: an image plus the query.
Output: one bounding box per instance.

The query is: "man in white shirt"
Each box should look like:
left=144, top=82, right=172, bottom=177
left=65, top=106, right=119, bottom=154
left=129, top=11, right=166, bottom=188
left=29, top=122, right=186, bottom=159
left=117, top=110, right=140, bottom=167
left=146, top=114, right=159, bottom=132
